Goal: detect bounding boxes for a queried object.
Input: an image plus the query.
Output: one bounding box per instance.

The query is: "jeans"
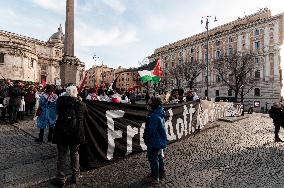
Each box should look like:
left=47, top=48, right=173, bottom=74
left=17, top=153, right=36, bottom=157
left=56, top=144, right=80, bottom=182
left=147, top=147, right=165, bottom=180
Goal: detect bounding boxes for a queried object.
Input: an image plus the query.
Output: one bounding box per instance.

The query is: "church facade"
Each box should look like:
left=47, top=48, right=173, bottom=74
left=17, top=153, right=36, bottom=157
left=149, top=9, right=284, bottom=111
left=0, top=25, right=64, bottom=84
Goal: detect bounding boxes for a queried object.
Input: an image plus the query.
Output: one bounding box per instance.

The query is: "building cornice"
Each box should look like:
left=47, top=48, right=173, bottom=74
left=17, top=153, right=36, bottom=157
left=150, top=9, right=283, bottom=58
left=0, top=30, right=62, bottom=47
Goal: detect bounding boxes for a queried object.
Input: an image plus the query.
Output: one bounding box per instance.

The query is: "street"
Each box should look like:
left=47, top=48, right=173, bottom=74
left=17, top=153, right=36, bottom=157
left=2, top=113, right=284, bottom=188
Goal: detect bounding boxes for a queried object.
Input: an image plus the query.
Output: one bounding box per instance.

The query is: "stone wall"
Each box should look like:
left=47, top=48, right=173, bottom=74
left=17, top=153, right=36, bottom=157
left=0, top=30, right=63, bottom=84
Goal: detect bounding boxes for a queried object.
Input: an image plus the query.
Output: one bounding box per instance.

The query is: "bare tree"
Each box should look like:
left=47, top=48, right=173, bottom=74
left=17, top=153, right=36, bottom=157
left=181, top=60, right=206, bottom=89
left=213, top=51, right=259, bottom=102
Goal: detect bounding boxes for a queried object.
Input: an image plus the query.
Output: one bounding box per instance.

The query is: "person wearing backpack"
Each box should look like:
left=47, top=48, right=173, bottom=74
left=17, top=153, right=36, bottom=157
left=51, top=85, right=87, bottom=186
left=35, top=85, right=58, bottom=142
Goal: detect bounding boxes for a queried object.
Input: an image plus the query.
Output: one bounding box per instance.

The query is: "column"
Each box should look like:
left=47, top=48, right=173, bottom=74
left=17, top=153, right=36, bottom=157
left=64, top=0, right=74, bottom=56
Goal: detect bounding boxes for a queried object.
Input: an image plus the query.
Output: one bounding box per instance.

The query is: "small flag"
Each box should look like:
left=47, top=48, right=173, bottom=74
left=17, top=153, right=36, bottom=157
left=78, top=73, right=88, bottom=93
left=41, top=79, right=46, bottom=88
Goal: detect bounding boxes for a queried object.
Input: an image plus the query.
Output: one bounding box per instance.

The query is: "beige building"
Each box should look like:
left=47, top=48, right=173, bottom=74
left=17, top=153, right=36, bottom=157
left=0, top=25, right=64, bottom=84
left=85, top=64, right=114, bottom=88
left=115, top=69, right=139, bottom=91
left=149, top=9, right=284, bottom=111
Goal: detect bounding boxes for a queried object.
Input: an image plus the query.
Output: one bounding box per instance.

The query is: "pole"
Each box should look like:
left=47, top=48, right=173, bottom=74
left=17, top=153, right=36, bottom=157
left=206, top=22, right=209, bottom=98
left=241, top=87, right=244, bottom=116
left=201, top=16, right=217, bottom=99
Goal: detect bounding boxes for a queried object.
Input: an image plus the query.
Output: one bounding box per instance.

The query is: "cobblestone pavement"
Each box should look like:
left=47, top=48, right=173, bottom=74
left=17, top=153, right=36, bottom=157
left=3, top=113, right=284, bottom=188
left=0, top=117, right=57, bottom=188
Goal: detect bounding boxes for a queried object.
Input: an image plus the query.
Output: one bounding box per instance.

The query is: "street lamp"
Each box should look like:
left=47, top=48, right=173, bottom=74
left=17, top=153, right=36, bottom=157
left=201, top=16, right=217, bottom=98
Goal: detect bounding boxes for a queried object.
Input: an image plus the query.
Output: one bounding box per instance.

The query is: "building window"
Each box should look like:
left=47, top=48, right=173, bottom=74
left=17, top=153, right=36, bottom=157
left=255, top=70, right=260, bottom=79
left=228, top=89, right=232, bottom=96
left=255, top=57, right=259, bottom=64
left=30, top=58, right=35, bottom=68
left=216, top=90, right=219, bottom=96
left=205, top=90, right=208, bottom=96
left=0, top=53, right=4, bottom=65
left=216, top=75, right=221, bottom=82
left=228, top=37, right=233, bottom=43
left=255, top=41, right=260, bottom=49
left=216, top=40, right=221, bottom=46
left=228, top=47, right=233, bottom=55
left=191, top=48, right=194, bottom=53
left=255, top=29, right=260, bottom=36
left=55, top=50, right=60, bottom=57
left=190, top=57, right=194, bottom=63
left=216, top=50, right=221, bottom=59
left=165, top=62, right=168, bottom=68
left=254, top=88, right=260, bottom=96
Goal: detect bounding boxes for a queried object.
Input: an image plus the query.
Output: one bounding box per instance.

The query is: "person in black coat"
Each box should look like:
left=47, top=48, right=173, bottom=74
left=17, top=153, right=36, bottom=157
left=269, top=102, right=284, bottom=142
left=8, top=80, right=22, bottom=124
left=51, top=86, right=88, bottom=186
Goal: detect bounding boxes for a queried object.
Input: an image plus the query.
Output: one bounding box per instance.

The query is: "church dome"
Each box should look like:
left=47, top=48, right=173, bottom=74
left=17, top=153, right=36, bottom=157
left=48, top=24, right=64, bottom=43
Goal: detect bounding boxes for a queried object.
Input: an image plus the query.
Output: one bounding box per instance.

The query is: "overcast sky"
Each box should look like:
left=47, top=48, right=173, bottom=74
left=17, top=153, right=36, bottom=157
left=1, top=0, right=283, bottom=69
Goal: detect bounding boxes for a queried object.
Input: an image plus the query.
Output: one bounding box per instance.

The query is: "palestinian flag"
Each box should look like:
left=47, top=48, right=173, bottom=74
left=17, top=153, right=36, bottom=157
left=138, top=59, right=162, bottom=84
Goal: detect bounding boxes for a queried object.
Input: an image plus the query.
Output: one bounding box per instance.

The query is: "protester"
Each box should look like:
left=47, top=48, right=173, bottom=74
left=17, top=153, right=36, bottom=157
left=186, top=90, right=194, bottom=102
left=80, top=86, right=89, bottom=101
left=192, top=92, right=200, bottom=102
left=269, top=102, right=284, bottom=142
left=178, top=89, right=184, bottom=103
left=129, top=91, right=136, bottom=104
left=143, top=96, right=168, bottom=185
left=8, top=80, right=21, bottom=124
left=25, top=86, right=36, bottom=115
left=35, top=85, right=58, bottom=143
left=111, top=90, right=121, bottom=103
left=34, top=87, right=42, bottom=117
left=121, top=91, right=129, bottom=103
left=0, top=80, right=10, bottom=121
left=86, top=88, right=98, bottom=101
left=98, top=91, right=110, bottom=102
left=18, top=96, right=25, bottom=120
left=51, top=85, right=87, bottom=186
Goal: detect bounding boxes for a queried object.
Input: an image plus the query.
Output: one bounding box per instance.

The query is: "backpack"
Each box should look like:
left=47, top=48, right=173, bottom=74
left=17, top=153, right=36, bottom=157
left=58, top=97, right=79, bottom=137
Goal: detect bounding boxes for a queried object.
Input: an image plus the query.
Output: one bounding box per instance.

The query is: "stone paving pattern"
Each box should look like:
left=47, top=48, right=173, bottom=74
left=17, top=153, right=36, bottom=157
left=2, top=114, right=284, bottom=187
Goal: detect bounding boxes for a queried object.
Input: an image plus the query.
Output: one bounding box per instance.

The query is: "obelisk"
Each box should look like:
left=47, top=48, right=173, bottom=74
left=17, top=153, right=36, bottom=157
left=60, top=0, right=84, bottom=86
left=64, top=0, right=74, bottom=56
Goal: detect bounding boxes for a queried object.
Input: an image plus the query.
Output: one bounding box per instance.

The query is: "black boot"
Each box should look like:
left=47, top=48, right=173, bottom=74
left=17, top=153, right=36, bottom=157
left=48, top=127, right=54, bottom=142
left=35, top=129, right=44, bottom=143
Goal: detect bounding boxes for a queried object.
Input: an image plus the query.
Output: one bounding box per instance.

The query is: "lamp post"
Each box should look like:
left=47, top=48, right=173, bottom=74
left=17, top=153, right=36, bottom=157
left=201, top=16, right=217, bottom=98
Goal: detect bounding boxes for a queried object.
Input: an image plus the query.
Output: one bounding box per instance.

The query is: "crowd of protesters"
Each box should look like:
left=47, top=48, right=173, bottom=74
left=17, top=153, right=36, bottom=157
left=0, top=80, right=199, bottom=126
